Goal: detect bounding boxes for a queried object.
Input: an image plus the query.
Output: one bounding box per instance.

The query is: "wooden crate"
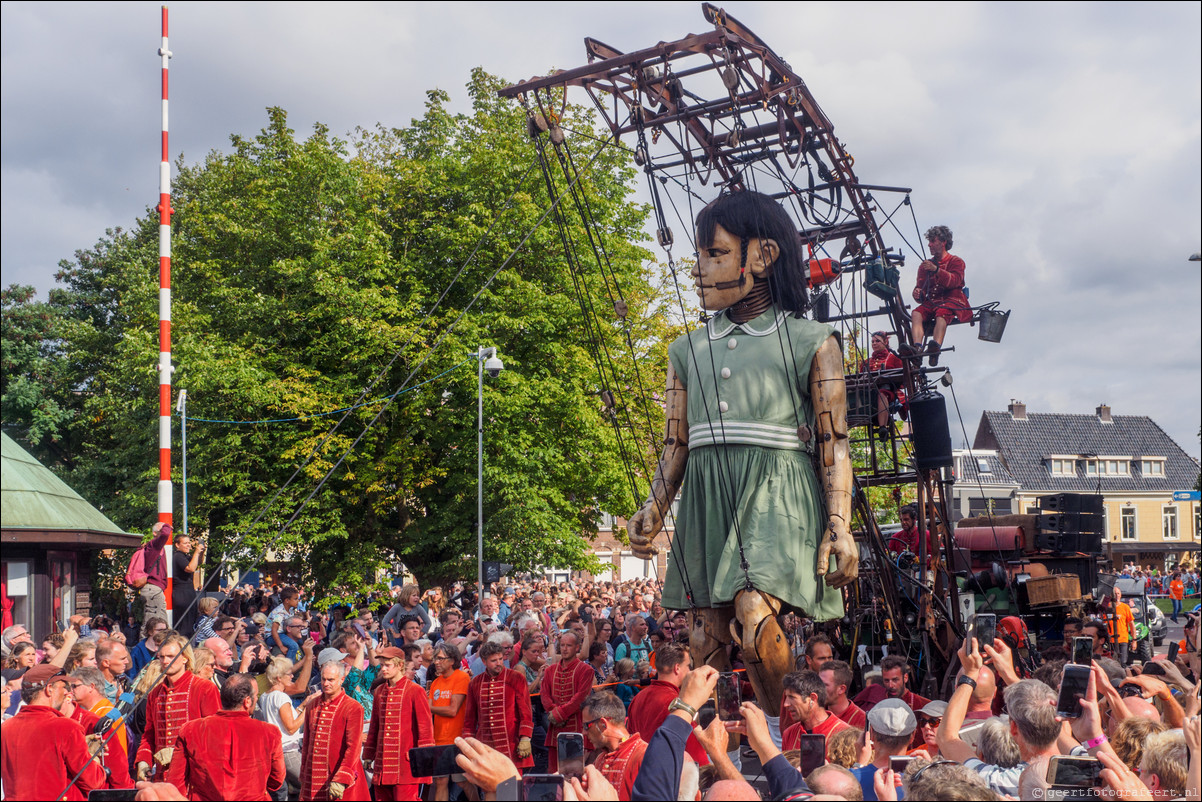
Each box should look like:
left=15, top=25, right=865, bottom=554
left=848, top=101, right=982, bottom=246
left=1024, top=574, right=1081, bottom=607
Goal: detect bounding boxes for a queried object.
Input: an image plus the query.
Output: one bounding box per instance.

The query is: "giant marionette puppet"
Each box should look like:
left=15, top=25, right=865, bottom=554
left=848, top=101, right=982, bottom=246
left=628, top=190, right=858, bottom=720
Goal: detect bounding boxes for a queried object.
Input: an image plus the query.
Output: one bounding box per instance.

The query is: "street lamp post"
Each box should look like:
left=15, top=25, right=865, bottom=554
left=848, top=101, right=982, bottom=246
left=477, top=346, right=504, bottom=606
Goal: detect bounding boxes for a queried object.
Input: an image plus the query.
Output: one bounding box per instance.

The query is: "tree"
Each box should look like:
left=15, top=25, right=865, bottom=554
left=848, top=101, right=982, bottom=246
left=0, top=285, right=75, bottom=463
left=2, top=70, right=676, bottom=603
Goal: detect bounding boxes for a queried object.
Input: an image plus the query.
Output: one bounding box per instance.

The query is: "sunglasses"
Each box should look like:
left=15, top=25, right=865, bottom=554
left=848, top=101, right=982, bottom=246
left=918, top=717, right=942, bottom=727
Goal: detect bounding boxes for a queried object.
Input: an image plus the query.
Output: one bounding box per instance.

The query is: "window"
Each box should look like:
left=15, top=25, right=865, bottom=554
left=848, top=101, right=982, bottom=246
left=968, top=497, right=998, bottom=516
left=1195, top=505, right=1200, bottom=539
left=1085, top=460, right=1098, bottom=475
left=1120, top=506, right=1137, bottom=541
left=1163, top=505, right=1179, bottom=540
left=1141, top=459, right=1165, bottom=476
left=599, top=511, right=616, bottom=529
left=594, top=552, right=614, bottom=582
left=976, top=458, right=992, bottom=475
left=1050, top=459, right=1075, bottom=476
left=1, top=561, right=33, bottom=635
left=48, top=553, right=76, bottom=627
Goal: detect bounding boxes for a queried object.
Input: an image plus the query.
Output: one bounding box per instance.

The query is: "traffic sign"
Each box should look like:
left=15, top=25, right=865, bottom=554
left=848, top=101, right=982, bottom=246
left=1172, top=490, right=1201, bottom=501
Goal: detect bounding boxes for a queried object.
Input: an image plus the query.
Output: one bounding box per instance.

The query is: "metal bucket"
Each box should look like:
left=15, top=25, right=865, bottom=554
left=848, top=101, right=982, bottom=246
left=977, top=308, right=1009, bottom=342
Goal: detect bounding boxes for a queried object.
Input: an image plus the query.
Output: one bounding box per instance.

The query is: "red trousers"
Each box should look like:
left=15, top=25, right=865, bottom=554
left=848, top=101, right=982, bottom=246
left=373, top=784, right=420, bottom=801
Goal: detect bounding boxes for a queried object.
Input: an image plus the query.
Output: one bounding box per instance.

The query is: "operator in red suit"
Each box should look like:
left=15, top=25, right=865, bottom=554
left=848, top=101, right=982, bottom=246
left=909, top=225, right=970, bottom=366
left=462, top=640, right=534, bottom=772
left=540, top=630, right=595, bottom=772
left=300, top=660, right=369, bottom=801
left=135, top=635, right=221, bottom=786
left=362, top=646, right=434, bottom=802
left=165, top=672, right=286, bottom=800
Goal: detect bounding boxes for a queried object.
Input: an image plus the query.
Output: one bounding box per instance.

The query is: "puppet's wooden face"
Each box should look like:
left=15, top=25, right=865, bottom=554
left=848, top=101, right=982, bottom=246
left=691, top=223, right=777, bottom=311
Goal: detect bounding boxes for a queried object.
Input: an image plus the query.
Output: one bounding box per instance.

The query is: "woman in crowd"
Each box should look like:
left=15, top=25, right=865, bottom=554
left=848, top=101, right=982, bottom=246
left=257, top=656, right=306, bottom=800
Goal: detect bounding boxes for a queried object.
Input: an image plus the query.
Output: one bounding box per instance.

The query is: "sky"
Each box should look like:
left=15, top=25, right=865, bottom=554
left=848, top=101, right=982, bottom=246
left=3, top=1, right=1200, bottom=461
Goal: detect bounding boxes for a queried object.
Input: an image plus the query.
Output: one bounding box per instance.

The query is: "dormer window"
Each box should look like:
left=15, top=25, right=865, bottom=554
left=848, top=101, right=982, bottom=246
left=976, top=458, right=992, bottom=475
left=1050, top=458, right=1076, bottom=476
left=1140, top=459, right=1165, bottom=477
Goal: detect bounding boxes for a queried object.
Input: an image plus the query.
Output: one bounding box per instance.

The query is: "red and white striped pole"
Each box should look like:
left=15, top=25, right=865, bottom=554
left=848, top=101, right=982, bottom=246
left=157, top=5, right=175, bottom=626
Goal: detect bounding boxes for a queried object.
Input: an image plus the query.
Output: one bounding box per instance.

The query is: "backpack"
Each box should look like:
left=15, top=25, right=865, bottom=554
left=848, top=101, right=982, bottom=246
left=125, top=548, right=149, bottom=589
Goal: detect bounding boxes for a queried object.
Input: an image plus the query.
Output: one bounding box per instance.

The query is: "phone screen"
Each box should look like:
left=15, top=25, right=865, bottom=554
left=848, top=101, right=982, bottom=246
left=973, top=614, right=997, bottom=649
left=697, top=702, right=717, bottom=730
left=1046, top=756, right=1102, bottom=787
left=557, top=732, right=585, bottom=780
left=1072, top=637, right=1093, bottom=665
left=797, top=733, right=825, bottom=774
left=522, top=774, right=565, bottom=801
left=1056, top=664, right=1091, bottom=718
left=1168, top=641, right=1180, bottom=663
left=715, top=672, right=741, bottom=721
left=407, top=744, right=460, bottom=777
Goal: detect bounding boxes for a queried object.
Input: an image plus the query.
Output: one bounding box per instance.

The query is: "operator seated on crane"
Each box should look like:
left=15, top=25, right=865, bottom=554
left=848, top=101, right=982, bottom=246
left=858, top=331, right=906, bottom=443
left=904, top=225, right=970, bottom=367
left=889, top=504, right=939, bottom=560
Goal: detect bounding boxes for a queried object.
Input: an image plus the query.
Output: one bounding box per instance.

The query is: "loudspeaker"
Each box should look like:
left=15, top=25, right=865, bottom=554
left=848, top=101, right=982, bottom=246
left=1034, top=531, right=1103, bottom=554
left=909, top=392, right=954, bottom=470
left=1037, top=493, right=1104, bottom=515
left=1037, top=513, right=1103, bottom=534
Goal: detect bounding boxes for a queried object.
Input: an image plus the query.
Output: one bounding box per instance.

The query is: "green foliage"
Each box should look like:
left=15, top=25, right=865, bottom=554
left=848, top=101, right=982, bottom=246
left=2, top=70, right=677, bottom=603
left=1, top=285, right=74, bottom=459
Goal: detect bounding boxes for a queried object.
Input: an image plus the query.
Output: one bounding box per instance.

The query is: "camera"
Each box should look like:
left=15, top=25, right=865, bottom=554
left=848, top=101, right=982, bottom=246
left=484, top=355, right=504, bottom=378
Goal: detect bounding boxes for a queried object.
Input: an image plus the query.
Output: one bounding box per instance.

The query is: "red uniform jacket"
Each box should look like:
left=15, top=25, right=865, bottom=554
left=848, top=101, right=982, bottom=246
left=782, top=711, right=851, bottom=757
left=625, top=680, right=709, bottom=766
left=0, top=705, right=108, bottom=801
left=70, top=704, right=133, bottom=788
left=832, top=700, right=868, bottom=729
left=595, top=734, right=648, bottom=801
left=137, top=670, right=221, bottom=772
left=852, top=685, right=931, bottom=714
left=301, top=691, right=369, bottom=801
left=913, top=253, right=970, bottom=322
left=540, top=656, right=594, bottom=768
left=462, top=668, right=534, bottom=769
left=363, top=678, right=435, bottom=785
left=165, top=709, right=285, bottom=801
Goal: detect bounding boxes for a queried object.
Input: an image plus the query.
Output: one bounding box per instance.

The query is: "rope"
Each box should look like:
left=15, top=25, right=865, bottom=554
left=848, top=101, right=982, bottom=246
left=183, top=359, right=472, bottom=424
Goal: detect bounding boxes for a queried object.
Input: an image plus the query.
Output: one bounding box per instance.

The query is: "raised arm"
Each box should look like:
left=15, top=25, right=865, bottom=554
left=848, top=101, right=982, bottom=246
left=628, top=362, right=688, bottom=560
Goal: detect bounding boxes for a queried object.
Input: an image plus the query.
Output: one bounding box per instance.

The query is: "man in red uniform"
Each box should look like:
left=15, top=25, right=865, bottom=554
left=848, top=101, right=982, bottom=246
left=582, top=690, right=647, bottom=802
left=462, top=641, right=534, bottom=772
left=626, top=642, right=709, bottom=766
left=301, top=661, right=369, bottom=801
left=779, top=633, right=835, bottom=734
left=891, top=505, right=939, bottom=559
left=818, top=660, right=867, bottom=729
left=852, top=654, right=931, bottom=714
left=779, top=670, right=850, bottom=755
left=861, top=331, right=906, bottom=441
left=908, top=225, right=970, bottom=366
left=136, top=634, right=221, bottom=784
left=166, top=673, right=285, bottom=800
left=362, top=646, right=434, bottom=801
left=0, top=664, right=107, bottom=801
left=69, top=667, right=134, bottom=789
left=540, top=630, right=594, bottom=772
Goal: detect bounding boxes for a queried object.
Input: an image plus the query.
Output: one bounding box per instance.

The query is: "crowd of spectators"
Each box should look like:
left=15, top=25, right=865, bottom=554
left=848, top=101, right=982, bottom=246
left=2, top=569, right=1200, bottom=801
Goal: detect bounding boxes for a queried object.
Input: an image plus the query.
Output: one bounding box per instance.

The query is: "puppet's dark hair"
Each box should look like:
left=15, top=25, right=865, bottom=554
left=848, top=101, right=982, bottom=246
left=696, top=191, right=807, bottom=313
